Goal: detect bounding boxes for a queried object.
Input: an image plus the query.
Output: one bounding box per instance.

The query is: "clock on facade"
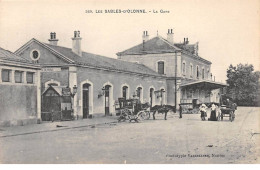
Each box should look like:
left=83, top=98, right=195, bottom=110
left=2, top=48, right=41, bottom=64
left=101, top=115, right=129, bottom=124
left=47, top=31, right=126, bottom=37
left=30, top=49, right=40, bottom=61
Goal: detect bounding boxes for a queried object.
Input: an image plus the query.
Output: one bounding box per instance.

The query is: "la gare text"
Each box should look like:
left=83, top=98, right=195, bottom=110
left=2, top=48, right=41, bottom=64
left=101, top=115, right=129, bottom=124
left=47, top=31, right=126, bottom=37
left=85, top=9, right=170, bottom=14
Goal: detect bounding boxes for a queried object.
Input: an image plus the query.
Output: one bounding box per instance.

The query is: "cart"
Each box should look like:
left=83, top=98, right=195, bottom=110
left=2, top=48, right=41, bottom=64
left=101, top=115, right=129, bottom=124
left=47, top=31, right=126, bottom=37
left=115, top=98, right=150, bottom=122
left=219, top=95, right=237, bottom=122
left=220, top=106, right=235, bottom=122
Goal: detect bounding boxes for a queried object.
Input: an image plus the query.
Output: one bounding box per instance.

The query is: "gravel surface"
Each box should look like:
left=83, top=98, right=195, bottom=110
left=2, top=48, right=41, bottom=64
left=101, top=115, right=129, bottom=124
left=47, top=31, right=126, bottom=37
left=0, top=107, right=259, bottom=164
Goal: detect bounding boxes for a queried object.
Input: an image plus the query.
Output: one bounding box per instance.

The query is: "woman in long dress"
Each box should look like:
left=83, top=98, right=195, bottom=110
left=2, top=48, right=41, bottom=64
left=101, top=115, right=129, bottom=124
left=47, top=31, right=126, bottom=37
left=209, top=104, right=217, bottom=121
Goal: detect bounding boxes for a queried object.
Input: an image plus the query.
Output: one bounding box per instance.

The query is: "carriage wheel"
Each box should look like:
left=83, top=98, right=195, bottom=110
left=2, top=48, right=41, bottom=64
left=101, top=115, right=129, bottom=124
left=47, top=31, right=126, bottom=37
left=118, top=108, right=131, bottom=121
left=143, top=111, right=150, bottom=120
left=137, top=111, right=145, bottom=121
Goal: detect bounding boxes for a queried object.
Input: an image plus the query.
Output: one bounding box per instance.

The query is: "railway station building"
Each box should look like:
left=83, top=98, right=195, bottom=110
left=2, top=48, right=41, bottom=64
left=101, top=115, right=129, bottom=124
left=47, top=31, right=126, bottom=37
left=14, top=29, right=226, bottom=120
left=15, top=31, right=167, bottom=119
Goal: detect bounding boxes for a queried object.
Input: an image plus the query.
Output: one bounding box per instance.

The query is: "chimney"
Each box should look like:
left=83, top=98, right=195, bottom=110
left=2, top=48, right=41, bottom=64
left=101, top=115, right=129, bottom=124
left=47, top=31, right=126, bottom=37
left=72, top=30, right=82, bottom=56
left=183, top=38, right=186, bottom=44
left=185, top=37, right=189, bottom=44
left=167, top=29, right=174, bottom=43
left=48, top=32, right=58, bottom=46
left=142, top=31, right=149, bottom=42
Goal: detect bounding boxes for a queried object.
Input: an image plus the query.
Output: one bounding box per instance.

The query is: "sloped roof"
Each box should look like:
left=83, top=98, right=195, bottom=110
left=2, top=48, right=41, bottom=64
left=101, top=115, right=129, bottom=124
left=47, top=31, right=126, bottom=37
left=174, top=43, right=196, bottom=54
left=181, top=80, right=227, bottom=90
left=42, top=85, right=64, bottom=96
left=117, top=36, right=212, bottom=64
left=44, top=43, right=162, bottom=77
left=0, top=47, right=31, bottom=63
left=116, top=36, right=181, bottom=56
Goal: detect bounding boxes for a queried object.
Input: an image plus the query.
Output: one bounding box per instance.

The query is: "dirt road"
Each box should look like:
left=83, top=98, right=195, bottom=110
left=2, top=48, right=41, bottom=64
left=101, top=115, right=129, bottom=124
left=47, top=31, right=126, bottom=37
left=0, top=107, right=259, bottom=164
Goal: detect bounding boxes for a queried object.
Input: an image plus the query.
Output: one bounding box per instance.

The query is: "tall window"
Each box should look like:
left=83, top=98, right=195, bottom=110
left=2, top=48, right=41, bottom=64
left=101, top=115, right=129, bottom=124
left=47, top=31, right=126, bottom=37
left=190, top=64, right=193, bottom=78
left=122, top=86, right=128, bottom=100
left=202, top=68, right=205, bottom=79
left=158, top=61, right=164, bottom=74
left=2, top=69, right=10, bottom=82
left=182, top=62, right=186, bottom=75
left=27, top=72, right=34, bottom=84
left=15, top=71, right=23, bottom=83
left=137, top=87, right=142, bottom=98
left=196, top=66, right=199, bottom=79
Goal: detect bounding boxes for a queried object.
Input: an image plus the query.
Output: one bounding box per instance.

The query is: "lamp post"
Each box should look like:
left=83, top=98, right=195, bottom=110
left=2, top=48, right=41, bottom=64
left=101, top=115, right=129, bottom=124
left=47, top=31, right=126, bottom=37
left=71, top=85, right=78, bottom=119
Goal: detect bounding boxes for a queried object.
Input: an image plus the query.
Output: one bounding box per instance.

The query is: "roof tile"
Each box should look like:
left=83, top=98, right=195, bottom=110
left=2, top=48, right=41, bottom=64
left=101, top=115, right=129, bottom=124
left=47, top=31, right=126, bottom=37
left=44, top=43, right=163, bottom=77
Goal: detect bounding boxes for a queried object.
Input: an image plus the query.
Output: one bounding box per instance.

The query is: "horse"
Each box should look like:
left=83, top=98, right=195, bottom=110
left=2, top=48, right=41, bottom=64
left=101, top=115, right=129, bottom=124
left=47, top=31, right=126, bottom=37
left=150, top=105, right=176, bottom=120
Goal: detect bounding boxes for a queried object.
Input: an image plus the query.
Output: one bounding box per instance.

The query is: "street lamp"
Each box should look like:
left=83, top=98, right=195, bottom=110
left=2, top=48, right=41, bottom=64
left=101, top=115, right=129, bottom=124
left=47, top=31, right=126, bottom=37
left=71, top=85, right=77, bottom=98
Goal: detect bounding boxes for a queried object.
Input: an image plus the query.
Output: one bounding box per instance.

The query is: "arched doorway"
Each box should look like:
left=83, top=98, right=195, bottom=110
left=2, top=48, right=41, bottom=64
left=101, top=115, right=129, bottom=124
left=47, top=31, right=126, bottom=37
left=150, top=88, right=154, bottom=107
left=136, top=86, right=143, bottom=102
left=161, top=88, right=166, bottom=105
left=82, top=83, right=91, bottom=118
left=104, top=85, right=111, bottom=116
left=122, top=86, right=128, bottom=100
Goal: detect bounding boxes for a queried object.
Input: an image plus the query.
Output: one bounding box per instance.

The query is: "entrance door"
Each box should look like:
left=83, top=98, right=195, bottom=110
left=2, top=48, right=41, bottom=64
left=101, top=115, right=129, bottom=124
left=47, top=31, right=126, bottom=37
left=122, top=86, right=128, bottom=100
left=105, top=85, right=110, bottom=116
left=41, top=87, right=61, bottom=121
left=137, top=87, right=142, bottom=101
left=150, top=88, right=154, bottom=107
left=83, top=84, right=90, bottom=118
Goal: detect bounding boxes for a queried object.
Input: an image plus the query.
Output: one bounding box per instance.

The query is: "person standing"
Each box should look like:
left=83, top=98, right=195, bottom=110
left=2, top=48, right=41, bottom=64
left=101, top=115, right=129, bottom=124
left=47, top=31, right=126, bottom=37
left=199, top=104, right=207, bottom=121
left=209, top=103, right=217, bottom=121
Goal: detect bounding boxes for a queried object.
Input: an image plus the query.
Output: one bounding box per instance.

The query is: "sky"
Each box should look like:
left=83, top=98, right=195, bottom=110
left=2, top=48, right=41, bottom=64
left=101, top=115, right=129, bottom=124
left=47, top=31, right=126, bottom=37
left=0, top=0, right=259, bottom=82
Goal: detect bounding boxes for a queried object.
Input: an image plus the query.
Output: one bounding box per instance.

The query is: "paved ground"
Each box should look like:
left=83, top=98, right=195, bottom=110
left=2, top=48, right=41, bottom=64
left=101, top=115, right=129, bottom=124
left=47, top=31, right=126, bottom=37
left=0, top=107, right=259, bottom=164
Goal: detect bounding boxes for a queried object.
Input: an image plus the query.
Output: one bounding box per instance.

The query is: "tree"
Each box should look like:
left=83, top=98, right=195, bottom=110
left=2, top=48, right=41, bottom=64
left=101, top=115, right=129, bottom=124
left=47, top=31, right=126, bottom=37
left=226, top=64, right=260, bottom=106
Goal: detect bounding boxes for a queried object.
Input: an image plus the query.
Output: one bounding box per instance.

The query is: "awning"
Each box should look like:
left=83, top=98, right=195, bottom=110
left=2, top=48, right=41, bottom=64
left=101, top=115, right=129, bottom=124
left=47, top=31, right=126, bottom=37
left=180, top=80, right=227, bottom=90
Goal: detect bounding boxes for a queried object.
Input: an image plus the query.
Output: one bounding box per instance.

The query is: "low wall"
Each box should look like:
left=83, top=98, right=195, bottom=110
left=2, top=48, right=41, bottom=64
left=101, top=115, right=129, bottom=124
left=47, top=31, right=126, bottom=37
left=0, top=84, right=38, bottom=127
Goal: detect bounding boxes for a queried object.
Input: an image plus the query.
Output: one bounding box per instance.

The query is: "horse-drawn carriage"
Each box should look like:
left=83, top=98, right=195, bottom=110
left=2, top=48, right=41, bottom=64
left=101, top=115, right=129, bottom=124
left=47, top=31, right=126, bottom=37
left=218, top=96, right=237, bottom=122
left=218, top=95, right=237, bottom=122
left=115, top=98, right=150, bottom=122
left=115, top=97, right=176, bottom=122
left=219, top=107, right=235, bottom=122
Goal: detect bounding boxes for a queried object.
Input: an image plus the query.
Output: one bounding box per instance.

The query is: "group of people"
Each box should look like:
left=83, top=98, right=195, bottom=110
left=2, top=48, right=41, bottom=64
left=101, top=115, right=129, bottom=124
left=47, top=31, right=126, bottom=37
left=199, top=98, right=236, bottom=121
left=199, top=103, right=219, bottom=121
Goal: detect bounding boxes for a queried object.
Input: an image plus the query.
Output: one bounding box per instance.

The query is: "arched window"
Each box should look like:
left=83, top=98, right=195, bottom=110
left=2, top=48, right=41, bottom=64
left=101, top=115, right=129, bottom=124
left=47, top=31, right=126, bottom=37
left=202, top=68, right=205, bottom=79
left=136, top=86, right=143, bottom=102
left=196, top=66, right=199, bottom=79
left=137, top=87, right=142, bottom=98
left=190, top=64, right=193, bottom=78
left=157, top=61, right=164, bottom=74
left=122, top=86, right=128, bottom=100
left=182, top=61, right=186, bottom=75
left=160, top=88, right=166, bottom=105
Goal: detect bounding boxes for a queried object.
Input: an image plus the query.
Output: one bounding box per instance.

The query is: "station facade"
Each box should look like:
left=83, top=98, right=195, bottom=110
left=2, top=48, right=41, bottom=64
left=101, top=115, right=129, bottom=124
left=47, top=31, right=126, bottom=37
left=14, top=29, right=226, bottom=120
left=15, top=32, right=167, bottom=119
left=117, top=30, right=226, bottom=109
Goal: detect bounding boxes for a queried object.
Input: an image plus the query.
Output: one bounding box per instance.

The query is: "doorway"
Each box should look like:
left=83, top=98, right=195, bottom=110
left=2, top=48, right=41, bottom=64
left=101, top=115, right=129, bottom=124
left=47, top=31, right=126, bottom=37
left=137, top=87, right=143, bottom=102
left=104, top=85, right=111, bottom=116
left=150, top=88, right=154, bottom=107
left=122, top=86, right=128, bottom=100
left=83, top=83, right=90, bottom=118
